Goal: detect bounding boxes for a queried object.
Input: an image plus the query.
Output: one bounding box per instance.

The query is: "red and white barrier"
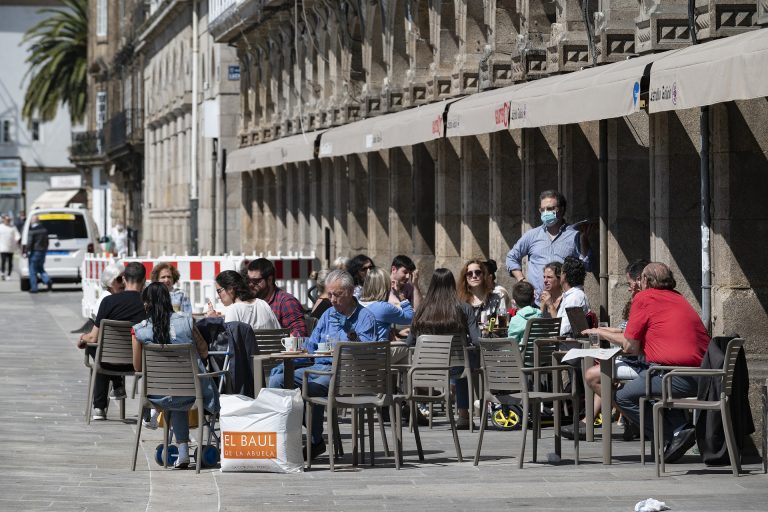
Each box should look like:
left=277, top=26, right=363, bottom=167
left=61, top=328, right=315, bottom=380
left=81, top=252, right=319, bottom=320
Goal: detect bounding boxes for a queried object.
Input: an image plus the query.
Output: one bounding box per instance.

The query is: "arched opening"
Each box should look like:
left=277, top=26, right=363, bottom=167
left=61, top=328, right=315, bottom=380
left=412, top=0, right=433, bottom=83
left=495, top=0, right=520, bottom=56
left=438, top=0, right=459, bottom=71
left=466, top=0, right=488, bottom=56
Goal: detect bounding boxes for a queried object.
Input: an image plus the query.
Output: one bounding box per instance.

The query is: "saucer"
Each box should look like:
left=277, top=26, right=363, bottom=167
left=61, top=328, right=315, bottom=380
left=313, top=351, right=332, bottom=356
left=280, top=350, right=304, bottom=354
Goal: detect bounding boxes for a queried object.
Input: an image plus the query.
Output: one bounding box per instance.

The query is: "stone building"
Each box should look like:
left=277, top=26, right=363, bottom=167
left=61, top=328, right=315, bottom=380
left=137, top=0, right=241, bottom=255
left=77, top=0, right=241, bottom=255
left=210, top=0, right=768, bottom=444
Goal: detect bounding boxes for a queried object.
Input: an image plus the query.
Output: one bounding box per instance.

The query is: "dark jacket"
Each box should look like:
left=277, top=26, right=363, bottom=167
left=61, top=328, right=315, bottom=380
left=695, top=335, right=755, bottom=466
left=26, top=223, right=49, bottom=252
left=196, top=317, right=259, bottom=398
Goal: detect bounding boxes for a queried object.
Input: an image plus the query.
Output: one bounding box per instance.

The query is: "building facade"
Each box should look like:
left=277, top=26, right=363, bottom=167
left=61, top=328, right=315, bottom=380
left=210, top=0, right=768, bottom=445
left=0, top=0, right=78, bottom=217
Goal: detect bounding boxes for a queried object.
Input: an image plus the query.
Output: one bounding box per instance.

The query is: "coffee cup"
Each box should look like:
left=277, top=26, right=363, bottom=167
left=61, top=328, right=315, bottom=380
left=281, top=337, right=299, bottom=352
left=316, top=341, right=330, bottom=353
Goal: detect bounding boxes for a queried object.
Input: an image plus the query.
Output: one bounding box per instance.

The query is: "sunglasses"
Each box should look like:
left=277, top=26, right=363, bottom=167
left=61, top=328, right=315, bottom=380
left=248, top=277, right=265, bottom=285
left=466, top=270, right=484, bottom=278
left=216, top=287, right=225, bottom=294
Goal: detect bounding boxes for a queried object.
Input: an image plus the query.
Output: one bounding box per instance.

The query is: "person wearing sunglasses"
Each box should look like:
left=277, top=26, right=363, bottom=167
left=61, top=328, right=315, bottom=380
left=207, top=270, right=280, bottom=332
left=505, top=190, right=591, bottom=303
left=457, top=259, right=507, bottom=330
left=346, top=254, right=375, bottom=298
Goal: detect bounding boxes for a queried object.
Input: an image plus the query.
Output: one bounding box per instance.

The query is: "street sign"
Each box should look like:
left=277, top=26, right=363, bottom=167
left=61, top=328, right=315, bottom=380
left=228, top=65, right=240, bottom=81
left=0, top=158, right=22, bottom=195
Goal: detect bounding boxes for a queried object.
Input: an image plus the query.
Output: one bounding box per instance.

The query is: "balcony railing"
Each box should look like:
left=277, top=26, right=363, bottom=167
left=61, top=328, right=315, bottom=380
left=209, top=0, right=245, bottom=25
left=69, top=130, right=103, bottom=159
left=106, top=108, right=144, bottom=152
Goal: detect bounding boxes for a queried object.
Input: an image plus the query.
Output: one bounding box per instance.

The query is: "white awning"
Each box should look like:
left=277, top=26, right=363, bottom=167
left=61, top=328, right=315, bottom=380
left=31, top=189, right=82, bottom=209
left=226, top=130, right=326, bottom=173
left=278, top=130, right=326, bottom=164
left=319, top=101, right=454, bottom=158
left=446, top=84, right=528, bottom=137
left=649, top=28, right=768, bottom=113
left=507, top=52, right=665, bottom=129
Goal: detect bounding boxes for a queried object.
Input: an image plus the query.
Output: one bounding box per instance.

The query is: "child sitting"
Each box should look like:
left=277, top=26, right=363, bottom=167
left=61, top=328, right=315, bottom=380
left=506, top=281, right=542, bottom=347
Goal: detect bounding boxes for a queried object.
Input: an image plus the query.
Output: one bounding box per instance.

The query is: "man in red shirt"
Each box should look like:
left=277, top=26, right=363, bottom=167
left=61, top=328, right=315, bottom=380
left=615, top=262, right=710, bottom=463
left=247, top=258, right=308, bottom=337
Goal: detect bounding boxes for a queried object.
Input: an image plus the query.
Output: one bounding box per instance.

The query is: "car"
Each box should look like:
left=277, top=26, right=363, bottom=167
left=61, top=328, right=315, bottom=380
left=19, top=205, right=101, bottom=291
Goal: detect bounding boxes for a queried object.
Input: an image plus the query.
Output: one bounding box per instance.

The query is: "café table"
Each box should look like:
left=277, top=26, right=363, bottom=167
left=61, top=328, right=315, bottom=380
left=253, top=352, right=331, bottom=395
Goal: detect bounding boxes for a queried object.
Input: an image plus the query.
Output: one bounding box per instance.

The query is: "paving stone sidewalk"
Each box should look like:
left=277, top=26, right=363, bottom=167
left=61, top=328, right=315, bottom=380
left=0, top=280, right=765, bottom=511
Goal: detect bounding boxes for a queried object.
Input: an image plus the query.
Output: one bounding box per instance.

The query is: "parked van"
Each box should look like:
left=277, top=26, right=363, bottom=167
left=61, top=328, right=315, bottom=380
left=19, top=205, right=101, bottom=291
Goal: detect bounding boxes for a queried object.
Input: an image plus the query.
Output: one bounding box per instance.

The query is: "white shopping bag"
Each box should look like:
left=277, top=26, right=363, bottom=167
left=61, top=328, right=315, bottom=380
left=220, top=388, right=304, bottom=473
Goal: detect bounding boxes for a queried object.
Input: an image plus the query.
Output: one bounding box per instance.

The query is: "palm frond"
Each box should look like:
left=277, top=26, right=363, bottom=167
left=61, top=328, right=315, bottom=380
left=21, top=0, right=88, bottom=124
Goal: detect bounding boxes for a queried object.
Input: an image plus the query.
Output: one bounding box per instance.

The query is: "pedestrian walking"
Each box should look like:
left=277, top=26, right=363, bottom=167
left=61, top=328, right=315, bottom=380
left=0, top=215, right=20, bottom=279
left=22, top=214, right=51, bottom=293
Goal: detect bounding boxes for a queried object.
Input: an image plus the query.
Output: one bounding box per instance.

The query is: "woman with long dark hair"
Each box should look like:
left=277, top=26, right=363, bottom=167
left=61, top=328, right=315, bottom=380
left=132, top=282, right=218, bottom=469
left=207, top=270, right=279, bottom=332
left=406, top=268, right=480, bottom=429
left=346, top=254, right=374, bottom=298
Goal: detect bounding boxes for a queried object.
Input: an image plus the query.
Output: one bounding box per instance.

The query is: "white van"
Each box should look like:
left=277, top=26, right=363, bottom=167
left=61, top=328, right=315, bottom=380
left=19, top=205, right=101, bottom=291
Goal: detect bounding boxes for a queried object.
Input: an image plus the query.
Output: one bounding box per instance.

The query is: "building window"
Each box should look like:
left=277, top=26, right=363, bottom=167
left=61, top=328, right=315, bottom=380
left=96, top=0, right=107, bottom=37
left=30, top=119, right=41, bottom=142
left=96, top=91, right=107, bottom=131
left=0, top=119, right=12, bottom=144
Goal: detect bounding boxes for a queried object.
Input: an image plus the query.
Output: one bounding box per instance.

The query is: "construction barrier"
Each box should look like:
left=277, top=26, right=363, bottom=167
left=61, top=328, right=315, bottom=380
left=81, top=252, right=320, bottom=320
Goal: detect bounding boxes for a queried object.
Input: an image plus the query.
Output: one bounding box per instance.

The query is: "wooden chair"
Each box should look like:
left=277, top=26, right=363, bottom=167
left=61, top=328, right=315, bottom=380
left=302, top=341, right=397, bottom=471
left=131, top=343, right=225, bottom=474
left=85, top=319, right=135, bottom=424
left=653, top=337, right=746, bottom=477
left=474, top=338, right=579, bottom=468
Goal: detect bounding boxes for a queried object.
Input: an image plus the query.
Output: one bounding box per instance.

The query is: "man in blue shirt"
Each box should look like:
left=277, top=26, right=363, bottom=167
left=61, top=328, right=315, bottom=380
left=268, top=269, right=377, bottom=460
left=505, top=190, right=591, bottom=303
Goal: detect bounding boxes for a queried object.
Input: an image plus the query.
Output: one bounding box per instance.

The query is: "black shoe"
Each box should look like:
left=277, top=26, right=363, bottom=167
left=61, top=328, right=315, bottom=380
left=560, top=422, right=587, bottom=441
left=622, top=421, right=640, bottom=441
left=47, top=280, right=53, bottom=291
left=303, top=441, right=327, bottom=461
left=415, top=408, right=429, bottom=427
left=664, top=426, right=696, bottom=463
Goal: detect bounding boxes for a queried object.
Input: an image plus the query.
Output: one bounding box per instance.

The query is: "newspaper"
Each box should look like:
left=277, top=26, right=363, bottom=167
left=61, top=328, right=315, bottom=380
left=560, top=347, right=621, bottom=363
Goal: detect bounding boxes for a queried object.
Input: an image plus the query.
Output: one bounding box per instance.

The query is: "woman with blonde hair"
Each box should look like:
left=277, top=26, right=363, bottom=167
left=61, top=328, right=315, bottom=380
left=359, top=266, right=413, bottom=341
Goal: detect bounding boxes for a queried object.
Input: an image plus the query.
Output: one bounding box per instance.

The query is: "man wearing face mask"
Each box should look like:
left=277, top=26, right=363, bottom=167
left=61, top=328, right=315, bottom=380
left=505, top=190, right=591, bottom=303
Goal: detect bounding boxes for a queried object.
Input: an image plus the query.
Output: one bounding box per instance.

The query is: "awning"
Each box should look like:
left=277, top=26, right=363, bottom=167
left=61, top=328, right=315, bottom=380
left=31, top=189, right=83, bottom=209
left=226, top=130, right=326, bottom=173
left=446, top=84, right=528, bottom=137
left=507, top=52, right=665, bottom=129
left=319, top=100, right=455, bottom=158
left=278, top=130, right=326, bottom=164
left=649, top=28, right=768, bottom=113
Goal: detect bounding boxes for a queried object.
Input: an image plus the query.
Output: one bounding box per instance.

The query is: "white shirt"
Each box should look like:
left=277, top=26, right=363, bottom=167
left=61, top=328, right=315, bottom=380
left=224, top=300, right=280, bottom=331
left=556, top=286, right=590, bottom=336
left=0, top=223, right=20, bottom=253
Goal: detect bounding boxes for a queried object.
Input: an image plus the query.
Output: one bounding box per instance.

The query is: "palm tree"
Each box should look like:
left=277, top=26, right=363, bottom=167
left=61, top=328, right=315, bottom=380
left=21, top=0, right=87, bottom=125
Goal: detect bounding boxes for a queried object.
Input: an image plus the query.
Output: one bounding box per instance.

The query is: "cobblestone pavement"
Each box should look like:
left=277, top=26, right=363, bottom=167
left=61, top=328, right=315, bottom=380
left=0, top=278, right=766, bottom=511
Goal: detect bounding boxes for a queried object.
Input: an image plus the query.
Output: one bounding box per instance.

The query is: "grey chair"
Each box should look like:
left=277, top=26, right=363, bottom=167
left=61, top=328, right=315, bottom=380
left=252, top=328, right=291, bottom=393
left=396, top=334, right=461, bottom=463
left=474, top=338, right=579, bottom=468
left=449, top=335, right=481, bottom=432
left=302, top=341, right=397, bottom=471
left=131, top=343, right=225, bottom=474
left=85, top=319, right=135, bottom=424
left=653, top=337, right=745, bottom=477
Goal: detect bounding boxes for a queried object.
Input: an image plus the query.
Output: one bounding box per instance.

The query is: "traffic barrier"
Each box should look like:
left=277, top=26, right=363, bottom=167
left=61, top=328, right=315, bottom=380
left=81, top=252, right=320, bottom=320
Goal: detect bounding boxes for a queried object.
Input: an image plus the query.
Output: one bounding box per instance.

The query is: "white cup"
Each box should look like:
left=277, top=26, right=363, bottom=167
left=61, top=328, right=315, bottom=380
left=281, top=337, right=298, bottom=352
left=316, top=341, right=330, bottom=353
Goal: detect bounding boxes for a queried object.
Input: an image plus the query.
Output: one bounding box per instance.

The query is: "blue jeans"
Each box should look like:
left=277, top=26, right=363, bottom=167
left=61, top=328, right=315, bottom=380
left=615, top=366, right=698, bottom=444
left=269, top=363, right=330, bottom=446
left=28, top=250, right=49, bottom=292
left=149, top=395, right=195, bottom=443
left=450, top=366, right=469, bottom=410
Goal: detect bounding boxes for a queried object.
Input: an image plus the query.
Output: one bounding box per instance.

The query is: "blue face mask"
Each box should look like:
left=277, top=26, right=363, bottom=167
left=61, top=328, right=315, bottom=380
left=540, top=210, right=558, bottom=226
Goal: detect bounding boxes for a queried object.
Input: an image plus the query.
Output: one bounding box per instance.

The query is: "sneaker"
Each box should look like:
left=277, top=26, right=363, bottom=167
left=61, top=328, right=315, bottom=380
left=92, top=408, right=107, bottom=421
left=455, top=416, right=476, bottom=430
left=110, top=386, right=127, bottom=400
left=664, top=426, right=696, bottom=463
left=174, top=443, right=190, bottom=469
left=303, top=441, right=327, bottom=461
left=560, top=422, right=587, bottom=441
left=142, top=415, right=158, bottom=430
